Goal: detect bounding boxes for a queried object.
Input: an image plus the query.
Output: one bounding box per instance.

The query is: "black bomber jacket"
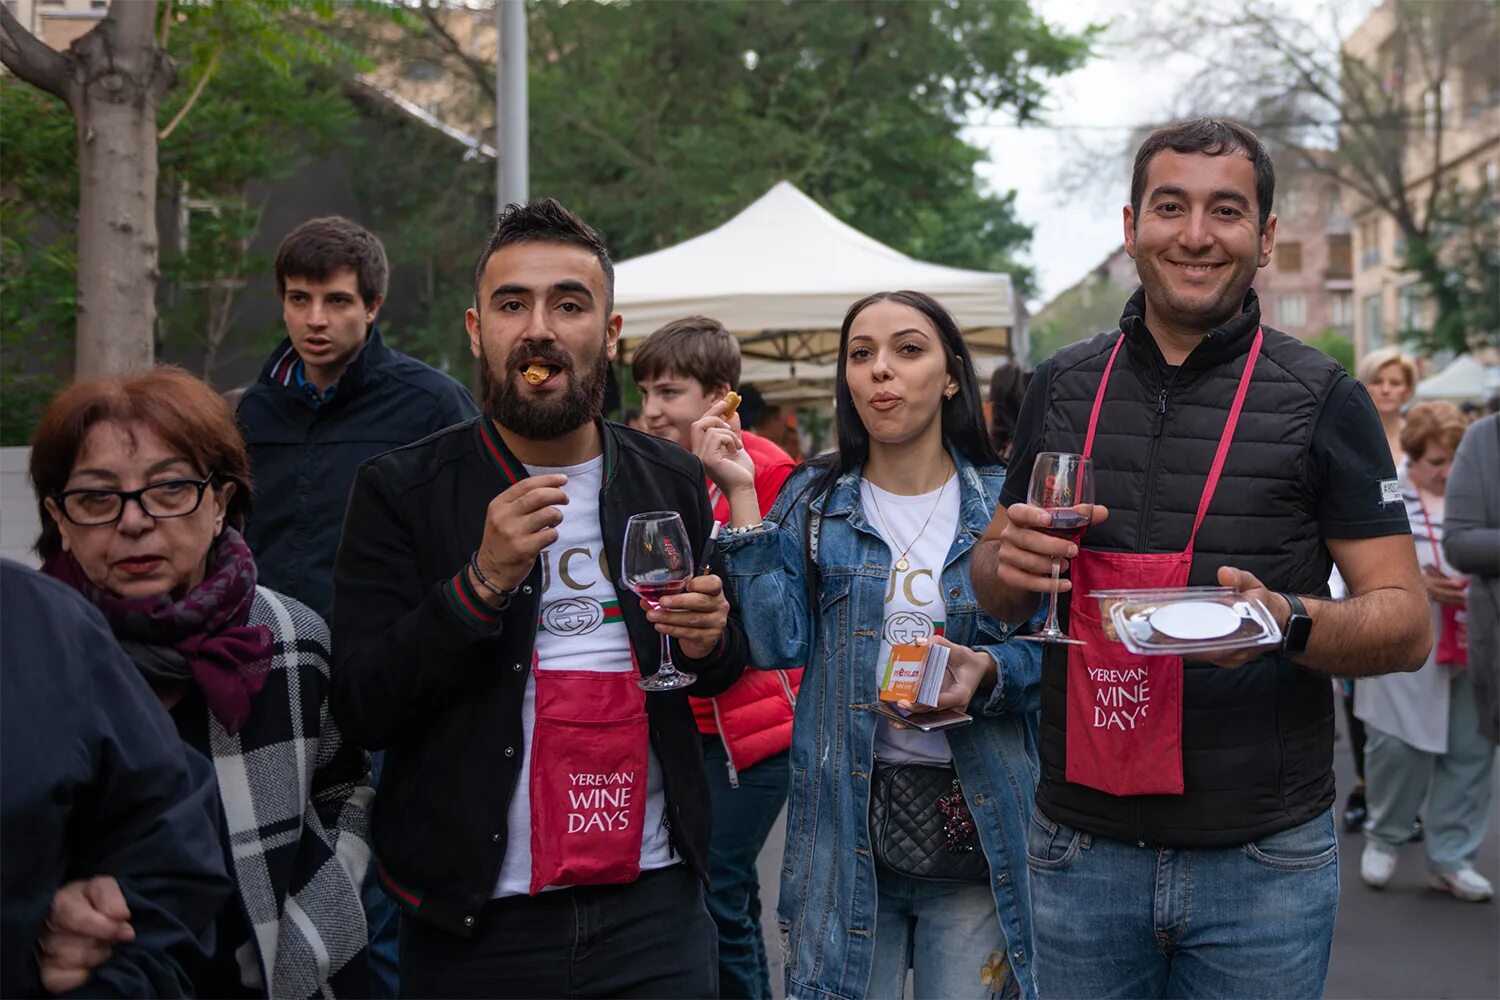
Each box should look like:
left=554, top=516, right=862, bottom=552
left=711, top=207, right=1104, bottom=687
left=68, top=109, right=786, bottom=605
left=328, top=417, right=747, bottom=935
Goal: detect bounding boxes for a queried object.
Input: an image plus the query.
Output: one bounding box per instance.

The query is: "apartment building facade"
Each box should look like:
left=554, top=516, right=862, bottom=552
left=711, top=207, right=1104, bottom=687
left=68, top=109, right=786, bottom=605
left=1343, top=0, right=1500, bottom=361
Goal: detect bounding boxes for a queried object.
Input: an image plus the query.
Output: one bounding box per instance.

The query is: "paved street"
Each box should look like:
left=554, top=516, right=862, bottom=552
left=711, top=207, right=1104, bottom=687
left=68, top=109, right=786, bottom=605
left=753, top=708, right=1499, bottom=999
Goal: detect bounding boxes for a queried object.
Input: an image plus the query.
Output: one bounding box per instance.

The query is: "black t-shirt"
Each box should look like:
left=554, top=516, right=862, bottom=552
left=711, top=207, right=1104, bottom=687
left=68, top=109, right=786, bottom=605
left=1001, top=359, right=1410, bottom=540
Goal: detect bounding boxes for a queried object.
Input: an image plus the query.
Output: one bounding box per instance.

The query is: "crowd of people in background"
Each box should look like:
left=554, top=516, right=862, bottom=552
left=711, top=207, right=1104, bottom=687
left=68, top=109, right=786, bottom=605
left=2, top=116, right=1495, bottom=1000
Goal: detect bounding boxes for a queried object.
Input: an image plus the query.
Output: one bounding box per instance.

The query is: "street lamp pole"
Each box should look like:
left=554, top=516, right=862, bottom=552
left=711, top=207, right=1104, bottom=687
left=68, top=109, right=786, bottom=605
left=495, top=0, right=529, bottom=212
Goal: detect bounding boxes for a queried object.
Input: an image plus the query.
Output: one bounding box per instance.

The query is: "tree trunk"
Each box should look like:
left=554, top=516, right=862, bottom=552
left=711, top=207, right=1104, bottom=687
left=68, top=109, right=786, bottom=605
left=68, top=2, right=174, bottom=378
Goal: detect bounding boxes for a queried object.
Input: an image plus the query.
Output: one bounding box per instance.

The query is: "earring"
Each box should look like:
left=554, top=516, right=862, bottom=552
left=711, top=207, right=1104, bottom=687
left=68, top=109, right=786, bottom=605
left=944, top=387, right=957, bottom=400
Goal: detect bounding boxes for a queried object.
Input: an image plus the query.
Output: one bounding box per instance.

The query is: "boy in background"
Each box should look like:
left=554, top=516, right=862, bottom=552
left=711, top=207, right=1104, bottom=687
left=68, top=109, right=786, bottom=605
left=633, top=317, right=801, bottom=1000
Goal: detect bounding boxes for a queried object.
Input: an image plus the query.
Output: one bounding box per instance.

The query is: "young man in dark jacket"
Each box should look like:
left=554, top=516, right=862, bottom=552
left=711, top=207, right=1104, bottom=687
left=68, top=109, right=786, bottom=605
left=329, top=199, right=747, bottom=998
left=236, top=216, right=477, bottom=620
left=973, top=119, right=1431, bottom=999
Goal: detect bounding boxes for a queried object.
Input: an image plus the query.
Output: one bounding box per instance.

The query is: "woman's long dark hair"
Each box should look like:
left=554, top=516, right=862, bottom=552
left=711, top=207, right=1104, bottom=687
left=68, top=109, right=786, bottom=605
left=801, top=290, right=1001, bottom=510
left=988, top=361, right=1031, bottom=457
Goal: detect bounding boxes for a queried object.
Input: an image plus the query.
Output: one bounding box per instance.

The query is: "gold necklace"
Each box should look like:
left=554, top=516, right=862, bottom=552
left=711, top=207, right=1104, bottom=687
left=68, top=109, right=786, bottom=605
left=864, top=462, right=953, bottom=574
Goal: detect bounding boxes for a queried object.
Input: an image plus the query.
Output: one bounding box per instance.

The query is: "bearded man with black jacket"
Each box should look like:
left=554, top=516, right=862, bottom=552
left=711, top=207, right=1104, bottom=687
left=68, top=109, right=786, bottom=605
left=328, top=199, right=745, bottom=999
left=972, top=119, right=1431, bottom=999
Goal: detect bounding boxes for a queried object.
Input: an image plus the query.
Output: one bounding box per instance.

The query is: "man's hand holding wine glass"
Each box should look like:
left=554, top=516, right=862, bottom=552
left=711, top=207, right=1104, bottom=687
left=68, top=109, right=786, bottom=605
left=996, top=501, right=1113, bottom=594
left=646, top=573, right=731, bottom=660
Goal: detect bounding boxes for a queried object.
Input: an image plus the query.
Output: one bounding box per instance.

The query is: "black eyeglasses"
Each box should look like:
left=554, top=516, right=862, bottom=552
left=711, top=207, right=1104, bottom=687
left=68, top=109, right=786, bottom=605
left=55, top=475, right=218, bottom=526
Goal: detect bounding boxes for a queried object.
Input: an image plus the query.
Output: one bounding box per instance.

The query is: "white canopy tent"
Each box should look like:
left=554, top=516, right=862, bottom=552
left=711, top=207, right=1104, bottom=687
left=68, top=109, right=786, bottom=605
left=614, top=182, right=1017, bottom=365
left=1414, top=354, right=1497, bottom=402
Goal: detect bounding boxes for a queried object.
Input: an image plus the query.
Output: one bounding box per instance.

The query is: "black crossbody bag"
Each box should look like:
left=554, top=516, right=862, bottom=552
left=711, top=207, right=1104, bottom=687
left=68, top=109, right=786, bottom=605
left=803, top=503, right=988, bottom=885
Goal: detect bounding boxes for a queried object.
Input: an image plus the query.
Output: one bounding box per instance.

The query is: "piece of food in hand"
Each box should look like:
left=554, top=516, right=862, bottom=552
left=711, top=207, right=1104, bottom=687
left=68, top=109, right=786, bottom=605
left=523, top=364, right=552, bottom=385
left=722, top=390, right=741, bottom=419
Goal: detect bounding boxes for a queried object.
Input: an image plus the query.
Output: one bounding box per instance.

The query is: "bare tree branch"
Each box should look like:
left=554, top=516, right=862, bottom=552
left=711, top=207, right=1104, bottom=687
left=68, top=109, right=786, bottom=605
left=0, top=2, right=71, bottom=102
left=158, top=42, right=220, bottom=140
left=420, top=4, right=495, bottom=102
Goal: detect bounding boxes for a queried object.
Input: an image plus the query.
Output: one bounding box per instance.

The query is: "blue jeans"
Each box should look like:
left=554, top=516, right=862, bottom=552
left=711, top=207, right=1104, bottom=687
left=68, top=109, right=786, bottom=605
left=867, top=873, right=1016, bottom=1000
left=702, top=740, right=789, bottom=1000
left=1027, top=808, right=1339, bottom=999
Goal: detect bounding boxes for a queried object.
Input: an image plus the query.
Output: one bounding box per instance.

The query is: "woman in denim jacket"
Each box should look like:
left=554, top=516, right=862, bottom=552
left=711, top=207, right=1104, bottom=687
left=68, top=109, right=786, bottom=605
left=696, top=291, right=1043, bottom=1000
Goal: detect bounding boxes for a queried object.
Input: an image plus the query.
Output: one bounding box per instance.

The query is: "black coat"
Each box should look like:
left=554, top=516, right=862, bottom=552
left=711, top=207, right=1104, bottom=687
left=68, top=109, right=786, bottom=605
left=0, top=562, right=232, bottom=998
left=236, top=327, right=478, bottom=619
left=328, top=418, right=748, bottom=936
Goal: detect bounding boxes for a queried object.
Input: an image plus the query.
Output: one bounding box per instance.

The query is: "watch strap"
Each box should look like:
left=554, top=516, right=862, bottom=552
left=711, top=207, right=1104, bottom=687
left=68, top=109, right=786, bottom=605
left=1279, top=592, right=1311, bottom=655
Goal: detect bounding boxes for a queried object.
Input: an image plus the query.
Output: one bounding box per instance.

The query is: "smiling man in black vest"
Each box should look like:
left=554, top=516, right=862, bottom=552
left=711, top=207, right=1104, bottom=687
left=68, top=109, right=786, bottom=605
left=972, top=119, right=1431, bottom=999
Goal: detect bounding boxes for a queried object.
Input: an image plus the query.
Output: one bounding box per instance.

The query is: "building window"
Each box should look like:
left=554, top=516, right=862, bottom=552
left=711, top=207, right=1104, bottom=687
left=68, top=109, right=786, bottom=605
left=1398, top=284, right=1424, bottom=333
left=1330, top=293, right=1354, bottom=330
left=1277, top=295, right=1308, bottom=329
left=1364, top=294, right=1384, bottom=346
left=1279, top=188, right=1302, bottom=219
left=1358, top=218, right=1381, bottom=269
left=1277, top=241, right=1303, bottom=272
left=402, top=59, right=445, bottom=83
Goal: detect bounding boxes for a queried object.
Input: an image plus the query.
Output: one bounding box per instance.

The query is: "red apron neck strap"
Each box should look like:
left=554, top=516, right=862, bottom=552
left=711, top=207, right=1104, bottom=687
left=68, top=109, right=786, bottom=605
left=1188, top=327, right=1264, bottom=546
left=1082, top=333, right=1127, bottom=460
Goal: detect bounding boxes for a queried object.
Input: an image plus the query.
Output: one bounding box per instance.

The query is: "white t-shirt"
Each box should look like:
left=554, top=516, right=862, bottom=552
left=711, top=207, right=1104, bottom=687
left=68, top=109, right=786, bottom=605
left=493, top=456, right=676, bottom=897
left=861, top=475, right=962, bottom=764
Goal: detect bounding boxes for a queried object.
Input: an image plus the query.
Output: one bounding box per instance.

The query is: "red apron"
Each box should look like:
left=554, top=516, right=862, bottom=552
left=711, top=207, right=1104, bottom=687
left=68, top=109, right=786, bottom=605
left=527, top=653, right=651, bottom=894
left=1064, top=329, right=1263, bottom=796
left=1416, top=497, right=1469, bottom=670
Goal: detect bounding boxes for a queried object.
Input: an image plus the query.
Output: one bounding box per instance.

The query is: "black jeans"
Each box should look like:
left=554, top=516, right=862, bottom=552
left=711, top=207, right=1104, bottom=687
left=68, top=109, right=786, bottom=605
left=398, top=864, right=718, bottom=999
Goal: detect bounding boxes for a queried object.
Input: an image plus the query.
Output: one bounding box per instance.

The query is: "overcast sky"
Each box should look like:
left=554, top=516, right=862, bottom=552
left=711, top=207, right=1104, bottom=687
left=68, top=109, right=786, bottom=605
left=977, top=0, right=1376, bottom=309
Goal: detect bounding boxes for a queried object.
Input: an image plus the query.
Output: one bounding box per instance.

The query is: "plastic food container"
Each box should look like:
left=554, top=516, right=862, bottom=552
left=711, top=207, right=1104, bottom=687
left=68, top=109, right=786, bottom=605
left=1090, top=586, right=1283, bottom=656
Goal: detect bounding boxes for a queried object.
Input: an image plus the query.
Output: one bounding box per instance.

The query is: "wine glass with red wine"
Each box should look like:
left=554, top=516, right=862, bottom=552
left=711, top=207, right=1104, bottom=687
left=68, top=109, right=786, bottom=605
left=1018, top=452, right=1094, bottom=645
left=622, top=511, right=698, bottom=691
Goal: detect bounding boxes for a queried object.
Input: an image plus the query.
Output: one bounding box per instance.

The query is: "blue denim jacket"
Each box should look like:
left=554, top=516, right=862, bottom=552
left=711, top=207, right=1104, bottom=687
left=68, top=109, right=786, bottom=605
left=721, top=450, right=1043, bottom=1000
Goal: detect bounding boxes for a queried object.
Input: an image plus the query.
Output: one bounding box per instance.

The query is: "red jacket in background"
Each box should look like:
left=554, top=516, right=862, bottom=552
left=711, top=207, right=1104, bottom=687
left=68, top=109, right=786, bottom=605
left=693, top=431, right=804, bottom=778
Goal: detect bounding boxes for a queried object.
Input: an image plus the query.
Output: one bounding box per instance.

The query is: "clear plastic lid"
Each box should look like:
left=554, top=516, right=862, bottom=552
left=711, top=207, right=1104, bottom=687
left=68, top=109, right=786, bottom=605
left=1091, top=586, right=1283, bottom=656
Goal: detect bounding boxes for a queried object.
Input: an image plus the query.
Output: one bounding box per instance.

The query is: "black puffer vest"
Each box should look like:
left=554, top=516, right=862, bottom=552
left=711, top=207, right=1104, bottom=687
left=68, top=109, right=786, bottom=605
left=1036, top=289, right=1346, bottom=848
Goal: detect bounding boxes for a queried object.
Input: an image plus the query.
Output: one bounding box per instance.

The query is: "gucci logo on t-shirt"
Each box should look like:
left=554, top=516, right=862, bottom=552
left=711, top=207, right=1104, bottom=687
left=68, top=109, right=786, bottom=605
left=884, top=610, right=935, bottom=646
left=542, top=598, right=607, bottom=637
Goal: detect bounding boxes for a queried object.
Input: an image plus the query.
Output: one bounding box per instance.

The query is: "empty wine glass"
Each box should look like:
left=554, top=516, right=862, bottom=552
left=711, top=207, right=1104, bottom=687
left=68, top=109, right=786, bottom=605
left=1018, top=452, right=1094, bottom=645
left=622, top=511, right=698, bottom=691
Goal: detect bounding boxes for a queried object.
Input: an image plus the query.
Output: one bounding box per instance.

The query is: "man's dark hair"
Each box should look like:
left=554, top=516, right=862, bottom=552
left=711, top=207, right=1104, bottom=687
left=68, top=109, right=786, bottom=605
left=274, top=216, right=389, bottom=306
left=1131, top=118, right=1276, bottom=232
left=473, top=198, right=615, bottom=312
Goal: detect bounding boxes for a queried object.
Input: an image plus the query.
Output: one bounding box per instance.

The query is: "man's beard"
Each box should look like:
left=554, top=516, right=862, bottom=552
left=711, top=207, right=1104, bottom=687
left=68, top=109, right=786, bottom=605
left=480, top=335, right=609, bottom=440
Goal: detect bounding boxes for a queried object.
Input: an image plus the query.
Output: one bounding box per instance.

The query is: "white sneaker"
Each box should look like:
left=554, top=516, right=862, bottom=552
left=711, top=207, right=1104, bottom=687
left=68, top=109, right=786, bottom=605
left=1361, top=844, right=1397, bottom=887
left=1430, top=866, right=1495, bottom=902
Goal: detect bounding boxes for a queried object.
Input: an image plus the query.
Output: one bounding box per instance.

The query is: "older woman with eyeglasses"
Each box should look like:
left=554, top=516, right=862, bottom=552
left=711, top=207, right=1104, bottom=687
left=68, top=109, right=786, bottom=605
left=29, top=367, right=372, bottom=999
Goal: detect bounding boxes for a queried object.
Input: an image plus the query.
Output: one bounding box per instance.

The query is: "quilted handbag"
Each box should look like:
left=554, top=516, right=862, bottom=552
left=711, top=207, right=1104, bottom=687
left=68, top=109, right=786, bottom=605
left=869, top=760, right=989, bottom=884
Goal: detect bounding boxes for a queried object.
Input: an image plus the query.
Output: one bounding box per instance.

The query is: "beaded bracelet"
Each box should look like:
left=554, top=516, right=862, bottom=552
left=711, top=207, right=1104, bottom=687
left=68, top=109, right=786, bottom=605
left=468, top=550, right=521, bottom=607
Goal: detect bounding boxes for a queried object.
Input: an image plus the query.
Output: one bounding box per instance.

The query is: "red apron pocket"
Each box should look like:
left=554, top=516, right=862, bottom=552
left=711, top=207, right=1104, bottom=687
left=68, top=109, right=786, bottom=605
left=1065, top=598, right=1185, bottom=796
left=529, top=669, right=650, bottom=894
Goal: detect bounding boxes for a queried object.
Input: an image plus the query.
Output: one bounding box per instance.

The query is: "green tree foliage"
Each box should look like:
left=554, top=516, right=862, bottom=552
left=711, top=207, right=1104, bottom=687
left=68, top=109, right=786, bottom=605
left=1303, top=328, right=1356, bottom=373
left=401, top=0, right=1094, bottom=297
left=1, top=0, right=390, bottom=433
left=1027, top=272, right=1135, bottom=366
left=0, top=80, right=79, bottom=443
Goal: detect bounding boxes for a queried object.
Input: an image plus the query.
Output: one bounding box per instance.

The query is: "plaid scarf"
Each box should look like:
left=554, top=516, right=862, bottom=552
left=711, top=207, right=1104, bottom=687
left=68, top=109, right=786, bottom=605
left=43, top=529, right=272, bottom=733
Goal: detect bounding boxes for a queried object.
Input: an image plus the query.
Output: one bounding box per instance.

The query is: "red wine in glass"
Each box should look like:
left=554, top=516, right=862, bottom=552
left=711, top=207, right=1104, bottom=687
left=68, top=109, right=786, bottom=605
left=1041, top=508, right=1092, bottom=538
left=1018, top=453, right=1094, bottom=645
left=622, top=511, right=698, bottom=691
left=632, top=578, right=690, bottom=609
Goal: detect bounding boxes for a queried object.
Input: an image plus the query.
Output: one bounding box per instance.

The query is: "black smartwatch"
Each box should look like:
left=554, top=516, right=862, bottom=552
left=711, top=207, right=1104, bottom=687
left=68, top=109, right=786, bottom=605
left=1279, top=592, right=1312, bottom=656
